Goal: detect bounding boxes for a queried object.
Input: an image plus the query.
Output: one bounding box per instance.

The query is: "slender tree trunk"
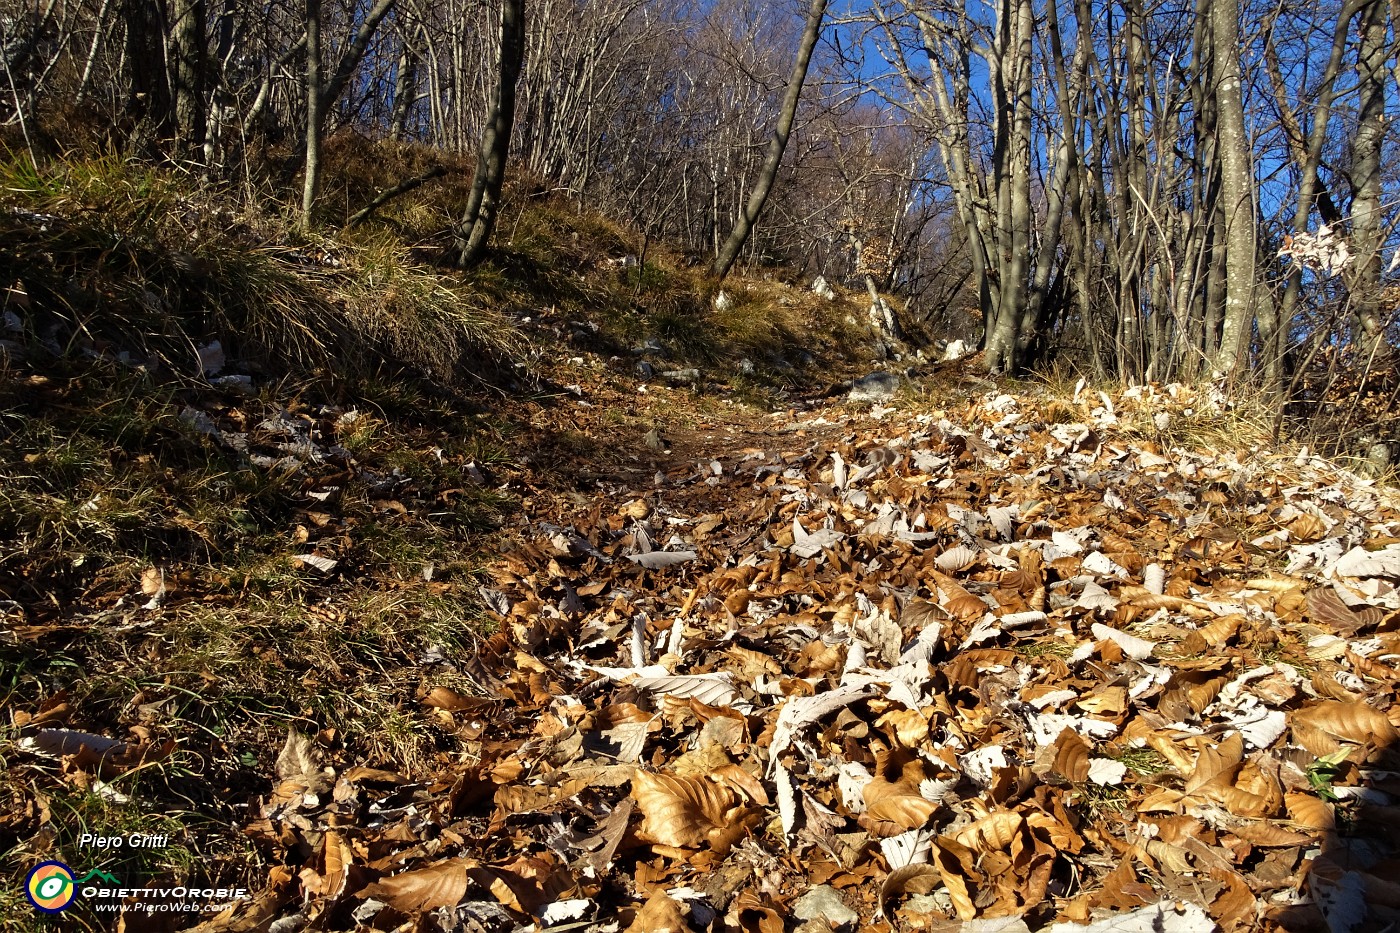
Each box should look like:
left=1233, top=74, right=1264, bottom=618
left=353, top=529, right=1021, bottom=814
left=122, top=0, right=171, bottom=156
left=1210, top=0, right=1255, bottom=379
left=1020, top=0, right=1086, bottom=363
left=73, top=0, right=115, bottom=107
left=1349, top=0, right=1387, bottom=356
left=456, top=0, right=526, bottom=267
left=300, top=0, right=322, bottom=228
left=710, top=0, right=828, bottom=281
left=170, top=0, right=206, bottom=160
left=390, top=42, right=418, bottom=139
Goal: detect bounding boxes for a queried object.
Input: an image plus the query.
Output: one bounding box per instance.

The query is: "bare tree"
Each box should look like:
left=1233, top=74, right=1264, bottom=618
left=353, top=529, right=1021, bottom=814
left=455, top=0, right=525, bottom=266
left=301, top=0, right=323, bottom=226
left=711, top=0, right=829, bottom=280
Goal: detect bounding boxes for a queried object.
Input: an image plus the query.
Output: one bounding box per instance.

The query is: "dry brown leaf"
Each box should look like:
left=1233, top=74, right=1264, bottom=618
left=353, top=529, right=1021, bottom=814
left=626, top=890, right=695, bottom=933
left=1226, top=821, right=1313, bottom=847
left=340, top=766, right=409, bottom=785
left=711, top=763, right=769, bottom=806
left=931, top=838, right=978, bottom=920
left=1210, top=867, right=1257, bottom=929
left=932, top=571, right=988, bottom=622
left=877, top=707, right=931, bottom=747
left=357, top=858, right=470, bottom=913
left=728, top=889, right=784, bottom=933
left=1293, top=700, right=1400, bottom=746
left=421, top=686, right=498, bottom=713
left=863, top=790, right=938, bottom=837
left=1307, top=586, right=1382, bottom=635
left=1141, top=839, right=1194, bottom=874
left=632, top=770, right=749, bottom=851
left=1285, top=792, right=1335, bottom=831
left=954, top=810, right=1024, bottom=853
left=796, top=638, right=847, bottom=675
left=465, top=862, right=549, bottom=916
left=1186, top=732, right=1244, bottom=796
left=316, top=831, right=352, bottom=900
left=1050, top=728, right=1091, bottom=782
left=1182, top=615, right=1242, bottom=654
left=878, top=864, right=943, bottom=921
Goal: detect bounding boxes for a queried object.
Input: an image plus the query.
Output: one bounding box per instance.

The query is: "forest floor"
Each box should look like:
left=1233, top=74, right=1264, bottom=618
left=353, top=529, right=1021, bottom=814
left=3, top=157, right=1400, bottom=933
left=5, top=341, right=1400, bottom=933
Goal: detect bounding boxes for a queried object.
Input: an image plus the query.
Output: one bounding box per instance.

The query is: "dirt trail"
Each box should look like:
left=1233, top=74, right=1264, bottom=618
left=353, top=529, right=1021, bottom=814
left=17, top=371, right=1398, bottom=932
left=369, top=378, right=1397, bottom=932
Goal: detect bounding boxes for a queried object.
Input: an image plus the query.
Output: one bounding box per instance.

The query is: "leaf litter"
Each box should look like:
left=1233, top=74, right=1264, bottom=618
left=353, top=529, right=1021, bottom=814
left=13, top=379, right=1400, bottom=932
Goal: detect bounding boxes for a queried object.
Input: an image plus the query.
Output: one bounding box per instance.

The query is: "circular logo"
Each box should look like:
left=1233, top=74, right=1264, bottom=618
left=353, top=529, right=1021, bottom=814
left=25, top=861, right=77, bottom=913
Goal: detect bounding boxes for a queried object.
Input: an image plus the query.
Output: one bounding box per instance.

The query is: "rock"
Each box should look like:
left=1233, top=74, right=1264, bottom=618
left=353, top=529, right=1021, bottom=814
left=793, top=885, right=858, bottom=929
left=848, top=371, right=900, bottom=403
left=635, top=360, right=655, bottom=379
left=633, top=337, right=666, bottom=357
left=738, top=358, right=755, bottom=375
left=713, top=290, right=734, bottom=311
left=868, top=296, right=903, bottom=341
left=942, top=338, right=968, bottom=362
left=211, top=374, right=254, bottom=393
left=798, top=350, right=815, bottom=366
left=197, top=339, right=226, bottom=376
left=811, top=276, right=836, bottom=300
left=661, top=368, right=700, bottom=386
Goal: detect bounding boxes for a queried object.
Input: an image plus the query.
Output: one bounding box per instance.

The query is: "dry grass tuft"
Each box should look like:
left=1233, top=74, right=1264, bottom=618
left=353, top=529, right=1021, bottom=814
left=0, top=155, right=519, bottom=386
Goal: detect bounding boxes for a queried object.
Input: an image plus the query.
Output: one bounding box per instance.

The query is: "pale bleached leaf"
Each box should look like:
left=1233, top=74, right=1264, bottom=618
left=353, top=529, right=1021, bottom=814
left=1333, top=544, right=1400, bottom=578
left=294, top=554, right=338, bottom=573
left=1091, top=622, right=1156, bottom=659
left=633, top=673, right=739, bottom=708
left=627, top=550, right=697, bottom=569
left=936, top=545, right=980, bottom=572
left=1087, top=757, right=1128, bottom=785
left=1044, top=900, right=1214, bottom=933
left=768, top=683, right=878, bottom=775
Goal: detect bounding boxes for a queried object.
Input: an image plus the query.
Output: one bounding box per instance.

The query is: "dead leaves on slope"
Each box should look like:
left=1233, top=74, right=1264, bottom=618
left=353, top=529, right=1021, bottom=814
left=198, top=383, right=1400, bottom=932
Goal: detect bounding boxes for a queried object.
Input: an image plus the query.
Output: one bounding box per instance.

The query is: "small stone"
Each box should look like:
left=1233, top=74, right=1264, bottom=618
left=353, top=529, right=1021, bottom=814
left=848, top=371, right=900, bottom=403
left=811, top=276, right=837, bottom=300
left=635, top=360, right=655, bottom=378
left=738, top=358, right=756, bottom=375
left=661, top=368, right=700, bottom=386
left=793, top=885, right=858, bottom=929
left=713, top=290, right=734, bottom=311
left=197, top=339, right=225, bottom=376
left=632, top=338, right=666, bottom=356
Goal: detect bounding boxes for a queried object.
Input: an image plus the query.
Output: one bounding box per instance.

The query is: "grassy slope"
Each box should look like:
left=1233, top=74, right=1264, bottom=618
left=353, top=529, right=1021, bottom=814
left=0, top=145, right=886, bottom=928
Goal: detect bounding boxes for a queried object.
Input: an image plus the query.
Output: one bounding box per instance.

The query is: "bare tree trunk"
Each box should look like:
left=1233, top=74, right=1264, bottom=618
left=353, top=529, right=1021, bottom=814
left=456, top=0, right=525, bottom=267
left=984, top=0, right=1034, bottom=373
left=1348, top=0, right=1387, bottom=356
left=319, top=0, right=397, bottom=115
left=1020, top=0, right=1087, bottom=363
left=122, top=0, right=171, bottom=156
left=710, top=0, right=828, bottom=281
left=390, top=40, right=417, bottom=139
left=1210, top=0, right=1255, bottom=379
left=171, top=0, right=207, bottom=161
left=73, top=0, right=116, bottom=107
left=300, top=0, right=322, bottom=228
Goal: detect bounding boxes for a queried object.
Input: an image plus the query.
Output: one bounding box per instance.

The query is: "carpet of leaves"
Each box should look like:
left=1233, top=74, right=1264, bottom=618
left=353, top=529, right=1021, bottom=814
left=43, top=380, right=1400, bottom=932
